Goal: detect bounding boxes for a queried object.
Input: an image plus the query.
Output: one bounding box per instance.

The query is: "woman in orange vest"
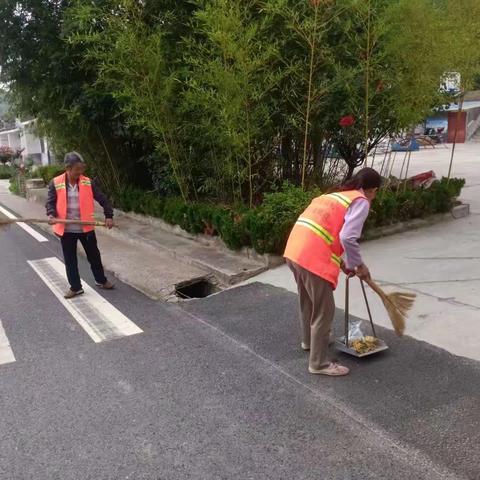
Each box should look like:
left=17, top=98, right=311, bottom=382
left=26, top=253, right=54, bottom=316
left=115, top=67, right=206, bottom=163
left=46, top=152, right=115, bottom=299
left=284, top=167, right=382, bottom=376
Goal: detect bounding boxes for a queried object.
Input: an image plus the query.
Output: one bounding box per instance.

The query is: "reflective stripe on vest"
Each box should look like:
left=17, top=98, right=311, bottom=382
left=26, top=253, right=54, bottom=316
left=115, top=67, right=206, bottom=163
left=296, top=217, right=334, bottom=245
left=324, top=192, right=354, bottom=208
left=53, top=173, right=95, bottom=237
left=331, top=253, right=342, bottom=267
left=293, top=219, right=342, bottom=268
left=283, top=189, right=367, bottom=289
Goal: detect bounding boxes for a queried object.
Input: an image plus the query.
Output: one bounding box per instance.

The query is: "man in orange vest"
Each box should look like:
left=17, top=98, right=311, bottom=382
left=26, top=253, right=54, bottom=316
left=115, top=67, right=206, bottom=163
left=284, top=167, right=382, bottom=376
left=46, top=152, right=115, bottom=299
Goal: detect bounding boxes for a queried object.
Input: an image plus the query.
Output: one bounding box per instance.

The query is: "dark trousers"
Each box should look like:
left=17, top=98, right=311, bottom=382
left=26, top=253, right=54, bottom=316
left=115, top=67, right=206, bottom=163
left=61, top=231, right=107, bottom=291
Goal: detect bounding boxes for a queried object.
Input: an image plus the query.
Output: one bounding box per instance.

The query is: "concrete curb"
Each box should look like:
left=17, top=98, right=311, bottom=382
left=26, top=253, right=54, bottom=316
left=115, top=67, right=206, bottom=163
left=114, top=209, right=282, bottom=269
left=362, top=203, right=470, bottom=241
left=101, top=225, right=267, bottom=286
left=24, top=186, right=268, bottom=287
left=22, top=183, right=471, bottom=280
left=112, top=202, right=471, bottom=265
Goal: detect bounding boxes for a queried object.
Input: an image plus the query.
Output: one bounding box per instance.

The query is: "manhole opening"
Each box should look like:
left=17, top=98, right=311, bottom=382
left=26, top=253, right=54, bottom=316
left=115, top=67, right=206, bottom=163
left=175, top=279, right=217, bottom=300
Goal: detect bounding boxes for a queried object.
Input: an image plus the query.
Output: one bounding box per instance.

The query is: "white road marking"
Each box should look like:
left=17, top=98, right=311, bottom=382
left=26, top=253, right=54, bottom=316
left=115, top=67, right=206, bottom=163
left=28, top=257, right=143, bottom=343
left=0, top=205, right=49, bottom=243
left=0, top=320, right=16, bottom=365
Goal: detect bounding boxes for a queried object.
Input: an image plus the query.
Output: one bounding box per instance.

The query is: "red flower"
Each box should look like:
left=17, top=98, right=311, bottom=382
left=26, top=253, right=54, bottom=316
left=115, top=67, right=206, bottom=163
left=339, top=115, right=355, bottom=127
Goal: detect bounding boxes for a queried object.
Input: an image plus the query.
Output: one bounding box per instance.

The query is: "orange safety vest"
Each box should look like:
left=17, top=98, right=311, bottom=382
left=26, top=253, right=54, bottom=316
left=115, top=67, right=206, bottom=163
left=284, top=190, right=367, bottom=289
left=53, top=173, right=95, bottom=237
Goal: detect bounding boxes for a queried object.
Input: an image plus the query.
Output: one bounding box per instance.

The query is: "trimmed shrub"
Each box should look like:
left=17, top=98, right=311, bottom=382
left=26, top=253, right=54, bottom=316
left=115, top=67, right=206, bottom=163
left=365, top=177, right=464, bottom=230
left=212, top=207, right=251, bottom=250
left=9, top=177, right=20, bottom=194
left=35, top=165, right=65, bottom=184
left=113, top=178, right=465, bottom=255
left=245, top=184, right=319, bottom=254
left=0, top=165, right=13, bottom=179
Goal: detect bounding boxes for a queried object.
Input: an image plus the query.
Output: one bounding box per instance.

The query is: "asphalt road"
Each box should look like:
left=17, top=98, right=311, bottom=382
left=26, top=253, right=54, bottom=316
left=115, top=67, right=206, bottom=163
left=0, top=206, right=478, bottom=480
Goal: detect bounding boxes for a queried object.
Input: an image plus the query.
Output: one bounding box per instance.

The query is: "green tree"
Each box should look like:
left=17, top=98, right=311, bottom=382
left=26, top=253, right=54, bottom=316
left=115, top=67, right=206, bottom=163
left=0, top=0, right=151, bottom=192
left=181, top=0, right=282, bottom=205
left=67, top=0, right=196, bottom=201
left=2, top=0, right=479, bottom=202
left=267, top=0, right=455, bottom=180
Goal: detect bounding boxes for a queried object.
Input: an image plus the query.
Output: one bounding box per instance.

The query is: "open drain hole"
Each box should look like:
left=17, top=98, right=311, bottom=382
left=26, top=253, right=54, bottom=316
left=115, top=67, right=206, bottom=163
left=175, top=278, right=217, bottom=300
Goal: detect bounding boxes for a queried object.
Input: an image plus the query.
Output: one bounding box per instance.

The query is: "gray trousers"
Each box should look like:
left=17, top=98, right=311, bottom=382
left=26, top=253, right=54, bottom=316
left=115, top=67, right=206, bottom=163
left=287, top=260, right=335, bottom=370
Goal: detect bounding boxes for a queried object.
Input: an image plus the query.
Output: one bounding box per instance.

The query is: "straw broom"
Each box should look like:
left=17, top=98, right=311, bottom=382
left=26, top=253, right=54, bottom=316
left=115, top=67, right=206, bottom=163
left=365, top=278, right=416, bottom=336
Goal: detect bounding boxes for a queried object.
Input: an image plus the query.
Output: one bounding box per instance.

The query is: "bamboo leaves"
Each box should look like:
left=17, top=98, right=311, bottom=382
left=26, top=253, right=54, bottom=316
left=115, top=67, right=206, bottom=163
left=2, top=0, right=479, bottom=201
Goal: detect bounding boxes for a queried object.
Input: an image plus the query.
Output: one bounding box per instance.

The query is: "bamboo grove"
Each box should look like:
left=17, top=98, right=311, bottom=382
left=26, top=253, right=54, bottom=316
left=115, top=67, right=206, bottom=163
left=1, top=0, right=479, bottom=205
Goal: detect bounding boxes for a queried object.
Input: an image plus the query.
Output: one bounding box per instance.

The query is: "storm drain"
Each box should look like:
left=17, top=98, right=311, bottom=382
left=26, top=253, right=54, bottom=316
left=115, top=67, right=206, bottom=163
left=175, top=278, right=218, bottom=300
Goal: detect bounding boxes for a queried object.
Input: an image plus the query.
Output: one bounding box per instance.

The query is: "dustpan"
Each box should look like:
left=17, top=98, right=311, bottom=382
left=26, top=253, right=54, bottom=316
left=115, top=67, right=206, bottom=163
left=335, top=276, right=389, bottom=358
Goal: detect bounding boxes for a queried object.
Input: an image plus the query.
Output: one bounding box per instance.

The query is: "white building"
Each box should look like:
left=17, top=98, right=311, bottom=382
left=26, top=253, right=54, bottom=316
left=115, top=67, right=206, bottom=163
left=0, top=119, right=53, bottom=165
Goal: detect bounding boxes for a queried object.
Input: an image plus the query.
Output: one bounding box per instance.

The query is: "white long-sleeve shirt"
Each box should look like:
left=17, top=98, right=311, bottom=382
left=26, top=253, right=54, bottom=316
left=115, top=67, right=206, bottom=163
left=339, top=197, right=370, bottom=269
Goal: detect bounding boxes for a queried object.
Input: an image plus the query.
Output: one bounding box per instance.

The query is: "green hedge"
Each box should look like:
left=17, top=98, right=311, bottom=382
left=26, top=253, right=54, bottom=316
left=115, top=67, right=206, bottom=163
left=114, top=178, right=465, bottom=255
left=0, top=165, right=13, bottom=179
left=35, top=165, right=65, bottom=184
left=365, top=178, right=465, bottom=229
left=8, top=175, right=20, bottom=195
left=243, top=185, right=320, bottom=254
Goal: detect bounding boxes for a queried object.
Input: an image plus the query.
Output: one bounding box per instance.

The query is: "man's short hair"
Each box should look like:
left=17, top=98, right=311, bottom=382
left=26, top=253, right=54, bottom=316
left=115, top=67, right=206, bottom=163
left=64, top=151, right=85, bottom=168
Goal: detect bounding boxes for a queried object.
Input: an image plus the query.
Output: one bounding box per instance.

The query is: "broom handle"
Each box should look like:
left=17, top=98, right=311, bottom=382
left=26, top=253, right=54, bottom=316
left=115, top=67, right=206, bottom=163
left=360, top=280, right=377, bottom=338
left=55, top=219, right=107, bottom=226
left=344, top=276, right=350, bottom=346
left=365, top=277, right=398, bottom=310
left=365, top=277, right=387, bottom=300
left=9, top=218, right=107, bottom=227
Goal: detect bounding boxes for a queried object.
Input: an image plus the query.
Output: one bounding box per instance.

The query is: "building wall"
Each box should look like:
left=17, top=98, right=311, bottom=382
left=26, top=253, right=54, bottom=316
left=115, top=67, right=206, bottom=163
left=447, top=112, right=467, bottom=143
left=20, top=122, right=49, bottom=165
left=21, top=131, right=42, bottom=154
left=0, top=120, right=51, bottom=165
left=7, top=132, right=21, bottom=150
left=445, top=107, right=480, bottom=143
left=0, top=131, right=21, bottom=149
left=466, top=107, right=480, bottom=140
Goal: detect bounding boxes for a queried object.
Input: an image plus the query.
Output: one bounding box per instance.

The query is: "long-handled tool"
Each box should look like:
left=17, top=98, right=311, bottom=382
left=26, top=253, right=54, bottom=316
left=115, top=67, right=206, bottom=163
left=365, top=277, right=416, bottom=336
left=0, top=218, right=108, bottom=230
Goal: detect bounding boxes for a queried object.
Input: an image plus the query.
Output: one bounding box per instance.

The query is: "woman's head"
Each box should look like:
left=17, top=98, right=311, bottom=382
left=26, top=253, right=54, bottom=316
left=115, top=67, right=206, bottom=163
left=340, top=167, right=382, bottom=202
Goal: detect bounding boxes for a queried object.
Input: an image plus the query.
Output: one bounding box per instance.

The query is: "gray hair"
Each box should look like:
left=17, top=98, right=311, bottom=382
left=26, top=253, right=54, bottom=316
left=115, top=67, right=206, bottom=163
left=64, top=151, right=85, bottom=168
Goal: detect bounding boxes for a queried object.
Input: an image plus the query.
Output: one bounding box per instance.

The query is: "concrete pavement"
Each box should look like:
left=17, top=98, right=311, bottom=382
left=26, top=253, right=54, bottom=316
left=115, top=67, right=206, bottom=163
left=247, top=143, right=480, bottom=362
